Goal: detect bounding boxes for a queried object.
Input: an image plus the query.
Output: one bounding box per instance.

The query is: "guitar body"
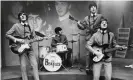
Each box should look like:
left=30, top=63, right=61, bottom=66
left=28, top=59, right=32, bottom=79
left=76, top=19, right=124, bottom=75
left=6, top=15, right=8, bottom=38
left=9, top=35, right=52, bottom=55
left=92, top=46, right=104, bottom=62
left=9, top=36, right=31, bottom=55
left=92, top=44, right=127, bottom=62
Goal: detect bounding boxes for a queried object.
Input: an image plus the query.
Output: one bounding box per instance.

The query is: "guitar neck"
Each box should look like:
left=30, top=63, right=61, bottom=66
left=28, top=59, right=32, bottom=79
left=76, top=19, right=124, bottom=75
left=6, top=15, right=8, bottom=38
left=104, top=47, right=125, bottom=53
left=104, top=48, right=117, bottom=53
left=28, top=36, right=53, bottom=43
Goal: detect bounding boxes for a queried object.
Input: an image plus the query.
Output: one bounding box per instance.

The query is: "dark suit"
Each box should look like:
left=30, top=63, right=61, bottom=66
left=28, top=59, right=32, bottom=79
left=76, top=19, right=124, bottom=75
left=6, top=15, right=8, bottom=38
left=51, top=34, right=72, bottom=66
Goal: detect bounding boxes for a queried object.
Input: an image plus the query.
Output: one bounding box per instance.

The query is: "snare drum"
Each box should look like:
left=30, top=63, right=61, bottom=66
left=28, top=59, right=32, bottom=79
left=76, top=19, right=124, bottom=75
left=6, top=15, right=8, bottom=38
left=56, top=44, right=67, bottom=53
left=43, top=52, right=62, bottom=72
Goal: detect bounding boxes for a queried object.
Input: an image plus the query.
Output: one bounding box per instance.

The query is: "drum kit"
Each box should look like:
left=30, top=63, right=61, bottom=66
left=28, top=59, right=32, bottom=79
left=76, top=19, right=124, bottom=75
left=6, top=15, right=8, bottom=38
left=38, top=33, right=86, bottom=72
left=39, top=45, right=69, bottom=72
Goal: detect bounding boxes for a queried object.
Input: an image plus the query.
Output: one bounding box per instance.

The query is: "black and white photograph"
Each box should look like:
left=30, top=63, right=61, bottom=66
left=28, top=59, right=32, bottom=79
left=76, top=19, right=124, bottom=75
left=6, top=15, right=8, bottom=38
left=1, top=0, right=133, bottom=80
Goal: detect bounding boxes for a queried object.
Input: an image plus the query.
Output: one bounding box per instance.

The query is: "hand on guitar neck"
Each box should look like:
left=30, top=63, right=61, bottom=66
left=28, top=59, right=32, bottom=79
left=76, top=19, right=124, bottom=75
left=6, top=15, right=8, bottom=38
left=104, top=45, right=127, bottom=53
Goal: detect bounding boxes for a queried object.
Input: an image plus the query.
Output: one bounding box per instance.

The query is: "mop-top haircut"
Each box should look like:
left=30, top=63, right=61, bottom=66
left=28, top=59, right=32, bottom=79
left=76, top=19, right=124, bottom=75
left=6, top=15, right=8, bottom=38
left=55, top=27, right=62, bottom=34
left=88, top=2, right=97, bottom=10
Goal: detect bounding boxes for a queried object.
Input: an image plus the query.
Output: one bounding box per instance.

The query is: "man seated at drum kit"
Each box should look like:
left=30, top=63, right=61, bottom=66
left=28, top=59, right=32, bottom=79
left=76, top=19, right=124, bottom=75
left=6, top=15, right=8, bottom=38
left=51, top=27, right=72, bottom=67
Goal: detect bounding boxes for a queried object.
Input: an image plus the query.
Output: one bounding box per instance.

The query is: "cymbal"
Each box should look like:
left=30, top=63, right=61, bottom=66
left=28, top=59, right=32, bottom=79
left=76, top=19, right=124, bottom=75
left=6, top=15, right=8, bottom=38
left=71, top=33, right=86, bottom=36
left=68, top=40, right=77, bottom=43
left=71, top=34, right=78, bottom=36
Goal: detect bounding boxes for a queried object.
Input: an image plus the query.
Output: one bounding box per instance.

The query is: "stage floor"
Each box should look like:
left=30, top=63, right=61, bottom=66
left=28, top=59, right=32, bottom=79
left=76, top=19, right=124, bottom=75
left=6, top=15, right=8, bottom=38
left=1, top=58, right=133, bottom=80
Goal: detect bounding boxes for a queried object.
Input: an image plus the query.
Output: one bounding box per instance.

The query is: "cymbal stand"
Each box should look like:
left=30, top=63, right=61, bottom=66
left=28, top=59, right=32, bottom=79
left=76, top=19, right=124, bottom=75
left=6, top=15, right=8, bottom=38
left=69, top=34, right=83, bottom=72
left=69, top=38, right=75, bottom=69
left=77, top=33, right=84, bottom=71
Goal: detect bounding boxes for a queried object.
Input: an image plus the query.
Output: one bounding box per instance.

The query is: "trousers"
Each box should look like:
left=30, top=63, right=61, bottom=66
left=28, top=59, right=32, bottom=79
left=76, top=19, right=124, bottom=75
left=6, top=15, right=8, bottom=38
left=93, top=62, right=112, bottom=80
left=19, top=50, right=40, bottom=80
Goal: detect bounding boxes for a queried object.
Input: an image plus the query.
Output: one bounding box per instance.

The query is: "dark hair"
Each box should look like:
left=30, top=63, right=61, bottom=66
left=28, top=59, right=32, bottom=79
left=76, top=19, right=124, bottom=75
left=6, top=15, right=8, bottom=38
left=100, top=18, right=108, bottom=24
left=55, top=27, right=62, bottom=34
left=89, top=2, right=97, bottom=10
left=18, top=12, right=28, bottom=21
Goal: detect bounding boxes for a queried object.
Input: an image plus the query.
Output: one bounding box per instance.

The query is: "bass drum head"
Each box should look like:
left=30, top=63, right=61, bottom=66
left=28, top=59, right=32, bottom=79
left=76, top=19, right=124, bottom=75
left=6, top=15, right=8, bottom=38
left=43, top=52, right=62, bottom=72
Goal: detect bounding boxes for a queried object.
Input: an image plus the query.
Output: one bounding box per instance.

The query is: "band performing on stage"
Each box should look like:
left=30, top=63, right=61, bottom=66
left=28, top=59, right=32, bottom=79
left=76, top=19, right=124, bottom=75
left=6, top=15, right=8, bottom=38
left=2, top=1, right=133, bottom=80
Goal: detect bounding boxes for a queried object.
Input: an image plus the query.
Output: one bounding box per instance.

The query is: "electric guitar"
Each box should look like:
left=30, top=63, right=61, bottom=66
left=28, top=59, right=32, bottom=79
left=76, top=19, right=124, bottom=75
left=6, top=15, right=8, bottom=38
left=9, top=35, right=54, bottom=55
left=69, top=15, right=99, bottom=40
left=69, top=15, right=100, bottom=31
left=92, top=45, right=127, bottom=62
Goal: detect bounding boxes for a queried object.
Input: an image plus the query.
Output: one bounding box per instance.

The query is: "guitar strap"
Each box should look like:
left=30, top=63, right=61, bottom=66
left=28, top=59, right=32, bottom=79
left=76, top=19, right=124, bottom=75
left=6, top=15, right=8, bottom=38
left=108, top=31, right=110, bottom=44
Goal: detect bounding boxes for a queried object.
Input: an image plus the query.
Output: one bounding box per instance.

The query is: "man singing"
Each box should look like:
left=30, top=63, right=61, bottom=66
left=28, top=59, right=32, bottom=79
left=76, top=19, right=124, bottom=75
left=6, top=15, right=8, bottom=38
left=6, top=12, right=42, bottom=80
left=86, top=18, right=124, bottom=80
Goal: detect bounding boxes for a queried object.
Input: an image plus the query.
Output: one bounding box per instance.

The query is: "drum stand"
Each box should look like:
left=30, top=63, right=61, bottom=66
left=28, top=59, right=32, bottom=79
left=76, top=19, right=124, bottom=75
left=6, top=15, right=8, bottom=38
left=69, top=33, right=84, bottom=72
left=38, top=42, right=43, bottom=71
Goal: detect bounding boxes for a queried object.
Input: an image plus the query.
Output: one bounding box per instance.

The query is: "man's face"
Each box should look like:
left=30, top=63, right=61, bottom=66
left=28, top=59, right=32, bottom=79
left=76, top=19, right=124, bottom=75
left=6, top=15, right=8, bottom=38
left=28, top=14, right=42, bottom=30
left=101, top=20, right=108, bottom=29
left=55, top=1, right=70, bottom=17
left=59, top=30, right=63, bottom=35
left=20, top=13, right=27, bottom=21
left=90, top=6, right=97, bottom=14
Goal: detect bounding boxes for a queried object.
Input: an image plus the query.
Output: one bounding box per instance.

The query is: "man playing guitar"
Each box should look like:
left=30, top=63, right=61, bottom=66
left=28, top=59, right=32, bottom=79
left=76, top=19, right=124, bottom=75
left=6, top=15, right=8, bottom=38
left=86, top=18, right=126, bottom=80
left=6, top=12, right=42, bottom=80
left=75, top=2, right=103, bottom=73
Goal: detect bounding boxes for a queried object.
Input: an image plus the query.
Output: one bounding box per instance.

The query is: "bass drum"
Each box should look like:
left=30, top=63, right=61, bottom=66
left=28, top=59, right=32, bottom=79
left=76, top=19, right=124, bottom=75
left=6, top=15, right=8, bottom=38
left=43, top=52, right=62, bottom=72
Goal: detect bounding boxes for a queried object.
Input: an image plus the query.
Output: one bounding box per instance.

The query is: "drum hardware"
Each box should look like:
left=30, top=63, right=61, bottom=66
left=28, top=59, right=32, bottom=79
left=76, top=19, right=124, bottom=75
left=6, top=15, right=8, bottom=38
left=39, top=46, right=69, bottom=72
left=71, top=33, right=86, bottom=36
left=42, top=52, right=69, bottom=72
left=68, top=39, right=77, bottom=67
left=69, top=33, right=85, bottom=71
left=68, top=40, right=77, bottom=43
left=43, top=52, right=62, bottom=72
left=39, top=46, right=50, bottom=71
left=56, top=44, right=68, bottom=53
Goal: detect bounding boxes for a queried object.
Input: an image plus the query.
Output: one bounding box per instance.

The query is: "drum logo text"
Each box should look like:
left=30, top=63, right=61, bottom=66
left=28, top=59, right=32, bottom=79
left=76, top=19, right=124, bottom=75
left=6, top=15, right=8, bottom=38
left=45, top=59, right=61, bottom=68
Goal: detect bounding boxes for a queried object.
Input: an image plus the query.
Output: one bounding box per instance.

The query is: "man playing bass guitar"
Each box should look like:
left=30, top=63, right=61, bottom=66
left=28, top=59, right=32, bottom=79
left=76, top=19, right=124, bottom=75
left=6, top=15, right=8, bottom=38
left=6, top=12, right=43, bottom=80
left=86, top=18, right=126, bottom=80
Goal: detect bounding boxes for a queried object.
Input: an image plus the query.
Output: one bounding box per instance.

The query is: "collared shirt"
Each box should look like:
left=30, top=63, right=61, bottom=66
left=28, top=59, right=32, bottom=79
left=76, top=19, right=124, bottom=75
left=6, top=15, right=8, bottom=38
left=87, top=30, right=117, bottom=62
left=78, top=14, right=103, bottom=35
left=51, top=34, right=68, bottom=48
left=6, top=23, right=34, bottom=39
left=84, top=14, right=103, bottom=33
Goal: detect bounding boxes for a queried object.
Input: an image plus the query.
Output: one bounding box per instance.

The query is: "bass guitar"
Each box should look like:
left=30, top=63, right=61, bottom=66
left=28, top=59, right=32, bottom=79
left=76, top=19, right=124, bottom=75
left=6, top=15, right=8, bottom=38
left=92, top=44, right=127, bottom=62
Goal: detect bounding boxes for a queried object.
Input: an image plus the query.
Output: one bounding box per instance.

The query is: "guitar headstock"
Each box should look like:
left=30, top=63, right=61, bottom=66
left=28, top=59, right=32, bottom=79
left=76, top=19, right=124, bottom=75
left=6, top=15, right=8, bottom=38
left=117, top=45, right=127, bottom=50
left=121, top=45, right=127, bottom=49
left=129, top=44, right=133, bottom=48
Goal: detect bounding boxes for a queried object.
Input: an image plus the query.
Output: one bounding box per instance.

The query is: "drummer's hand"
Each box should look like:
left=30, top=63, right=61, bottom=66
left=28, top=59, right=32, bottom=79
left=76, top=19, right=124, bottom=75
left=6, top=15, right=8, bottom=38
left=57, top=43, right=63, bottom=45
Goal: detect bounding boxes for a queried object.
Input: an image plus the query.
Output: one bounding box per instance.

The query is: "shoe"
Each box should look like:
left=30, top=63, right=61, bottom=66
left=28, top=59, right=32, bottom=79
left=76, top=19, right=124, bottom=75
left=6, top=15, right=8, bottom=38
left=125, top=65, right=133, bottom=68
left=86, top=68, right=93, bottom=75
